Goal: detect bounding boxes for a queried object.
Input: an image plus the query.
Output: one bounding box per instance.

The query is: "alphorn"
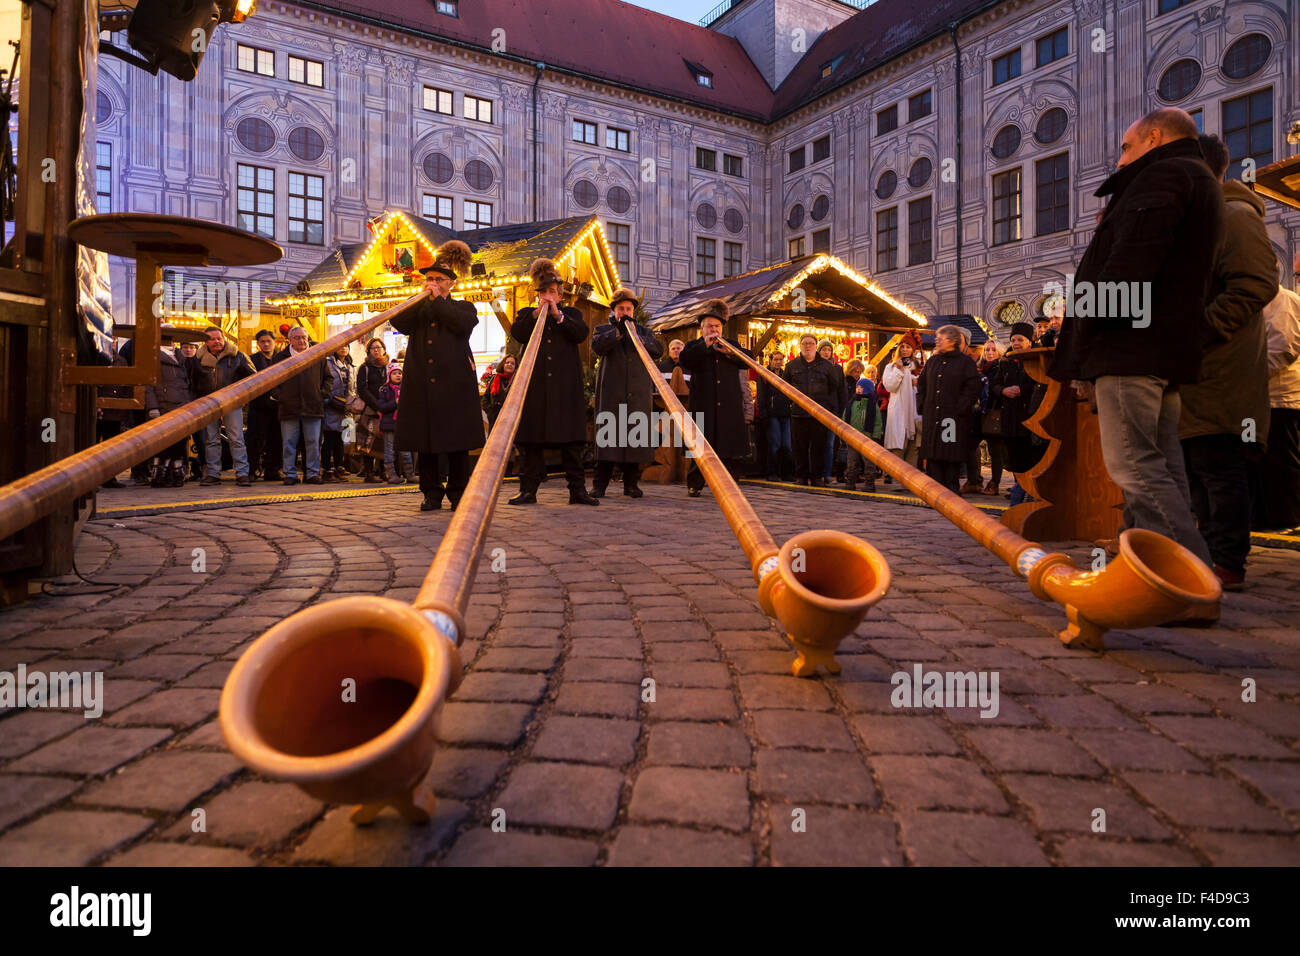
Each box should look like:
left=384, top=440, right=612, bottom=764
left=219, top=298, right=554, bottom=824
left=626, top=327, right=891, bottom=677
left=721, top=341, right=1221, bottom=650
left=0, top=294, right=429, bottom=543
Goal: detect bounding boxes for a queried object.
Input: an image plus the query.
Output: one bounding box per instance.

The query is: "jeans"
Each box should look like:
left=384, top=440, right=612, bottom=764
left=823, top=429, right=835, bottom=478
left=767, top=417, right=792, bottom=476
left=1182, top=434, right=1253, bottom=574
left=203, top=407, right=249, bottom=478
left=281, top=417, right=322, bottom=480
left=1093, top=375, right=1212, bottom=567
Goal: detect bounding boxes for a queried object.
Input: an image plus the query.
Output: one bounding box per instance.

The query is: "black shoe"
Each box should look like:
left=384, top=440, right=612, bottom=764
left=101, top=478, right=125, bottom=489
left=283, top=477, right=300, bottom=485
left=766, top=475, right=779, bottom=482
left=624, top=486, right=643, bottom=498
left=305, top=476, right=323, bottom=485
left=569, top=490, right=600, bottom=506
left=420, top=496, right=442, bottom=512
left=591, top=484, right=608, bottom=498
left=507, top=491, right=537, bottom=505
left=688, top=487, right=702, bottom=497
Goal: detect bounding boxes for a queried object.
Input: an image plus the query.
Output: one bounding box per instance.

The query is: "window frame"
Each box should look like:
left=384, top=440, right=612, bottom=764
left=288, top=55, right=324, bottom=87
left=463, top=95, right=493, bottom=124
left=788, top=236, right=806, bottom=259
left=876, top=105, right=898, bottom=136
left=696, top=237, right=717, bottom=285
left=723, top=153, right=743, bottom=177
left=992, top=48, right=1022, bottom=86
left=463, top=200, right=493, bottom=231
left=572, top=120, right=597, bottom=145
left=237, top=44, right=274, bottom=77
left=422, top=86, right=453, bottom=115
left=1034, top=152, right=1070, bottom=237
left=875, top=207, right=898, bottom=273
left=422, top=193, right=454, bottom=228
left=723, top=241, right=742, bottom=278
left=608, top=223, right=631, bottom=281
left=605, top=127, right=630, bottom=152
left=991, top=167, right=1023, bottom=246
left=1035, top=27, right=1068, bottom=68
left=811, top=135, right=831, bottom=164
left=788, top=145, right=806, bottom=174
left=811, top=228, right=830, bottom=255
left=288, top=170, right=325, bottom=246
left=908, top=89, right=932, bottom=123
left=907, top=196, right=932, bottom=266
left=695, top=147, right=717, bottom=172
left=1222, top=87, right=1274, bottom=182
left=95, top=140, right=112, bottom=213
left=236, top=162, right=275, bottom=240
left=436, top=0, right=458, bottom=15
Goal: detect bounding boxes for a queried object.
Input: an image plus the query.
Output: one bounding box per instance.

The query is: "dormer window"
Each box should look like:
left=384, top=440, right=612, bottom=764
left=820, top=54, right=844, bottom=79
left=697, top=70, right=713, bottom=88
left=436, top=0, right=458, bottom=16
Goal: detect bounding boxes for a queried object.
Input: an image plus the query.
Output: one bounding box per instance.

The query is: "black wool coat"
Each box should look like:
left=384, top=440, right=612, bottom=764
left=592, top=316, right=664, bottom=463
left=1049, top=137, right=1224, bottom=385
left=390, top=295, right=483, bottom=454
left=510, top=304, right=589, bottom=445
left=916, top=350, right=982, bottom=462
left=679, top=336, right=752, bottom=459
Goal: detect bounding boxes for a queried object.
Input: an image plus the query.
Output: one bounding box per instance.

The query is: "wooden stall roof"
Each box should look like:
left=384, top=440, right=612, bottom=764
left=1255, top=155, right=1300, bottom=211
left=645, top=254, right=929, bottom=333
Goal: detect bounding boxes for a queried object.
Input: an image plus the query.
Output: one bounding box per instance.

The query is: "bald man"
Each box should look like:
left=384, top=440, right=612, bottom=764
left=1050, top=106, right=1219, bottom=585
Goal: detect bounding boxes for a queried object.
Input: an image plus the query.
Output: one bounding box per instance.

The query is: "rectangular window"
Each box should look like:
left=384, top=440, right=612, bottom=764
left=1036, top=27, right=1068, bottom=67
left=907, top=196, right=932, bottom=265
left=237, top=44, right=274, bottom=77
left=696, top=147, right=717, bottom=171
left=436, top=0, right=458, bottom=15
left=1223, top=88, right=1273, bottom=182
left=723, top=153, right=743, bottom=177
left=288, top=172, right=324, bottom=245
left=1158, top=0, right=1190, bottom=12
left=1189, top=109, right=1203, bottom=132
left=788, top=146, right=806, bottom=173
left=696, top=70, right=713, bottom=88
left=812, top=135, right=831, bottom=163
left=606, top=127, right=630, bottom=151
left=573, top=120, right=597, bottom=145
left=609, top=223, right=630, bottom=280
left=1035, top=153, right=1070, bottom=236
left=992, top=49, right=1021, bottom=86
left=788, top=236, right=805, bottom=259
left=876, top=105, right=898, bottom=135
left=812, top=228, right=830, bottom=254
left=288, top=55, right=324, bottom=87
left=908, top=89, right=932, bottom=122
left=422, top=86, right=453, bottom=115
left=422, top=193, right=453, bottom=228
left=696, top=237, right=716, bottom=285
left=463, top=200, right=492, bottom=230
left=876, top=208, right=898, bottom=273
left=95, top=141, right=111, bottom=213
left=237, top=163, right=275, bottom=239
left=992, top=168, right=1023, bottom=246
left=463, top=96, right=493, bottom=124
left=724, top=241, right=742, bottom=277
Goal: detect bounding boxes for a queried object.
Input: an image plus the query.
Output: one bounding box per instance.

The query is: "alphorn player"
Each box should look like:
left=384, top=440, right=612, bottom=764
left=591, top=287, right=663, bottom=498
left=677, top=298, right=753, bottom=497
left=508, top=258, right=600, bottom=506
left=390, top=239, right=482, bottom=512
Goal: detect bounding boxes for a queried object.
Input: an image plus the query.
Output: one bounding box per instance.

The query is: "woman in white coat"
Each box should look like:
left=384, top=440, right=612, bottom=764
left=881, top=340, right=922, bottom=466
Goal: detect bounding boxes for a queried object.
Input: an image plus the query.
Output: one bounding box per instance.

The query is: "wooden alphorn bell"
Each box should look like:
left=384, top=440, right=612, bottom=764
left=219, top=301, right=553, bottom=824
left=625, top=327, right=891, bottom=677
left=721, top=341, right=1222, bottom=650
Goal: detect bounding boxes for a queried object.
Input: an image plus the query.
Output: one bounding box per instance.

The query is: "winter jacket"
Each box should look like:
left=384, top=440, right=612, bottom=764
left=1049, top=137, right=1224, bottom=385
left=1179, top=180, right=1277, bottom=443
left=194, top=339, right=255, bottom=396
left=592, top=316, right=664, bottom=464
left=848, top=380, right=882, bottom=440
left=1264, top=287, right=1300, bottom=411
left=986, top=354, right=1037, bottom=439
left=881, top=360, right=921, bottom=449
left=357, top=356, right=389, bottom=413
left=756, top=368, right=793, bottom=419
left=145, top=347, right=197, bottom=414
left=916, top=349, right=982, bottom=462
left=377, top=383, right=399, bottom=433
left=781, top=355, right=839, bottom=418
left=270, top=346, right=331, bottom=419
left=249, top=350, right=279, bottom=413
left=324, top=355, right=354, bottom=432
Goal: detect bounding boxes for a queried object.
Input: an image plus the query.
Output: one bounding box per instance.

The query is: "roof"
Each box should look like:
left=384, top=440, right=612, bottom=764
left=646, top=254, right=927, bottom=332
left=1254, top=154, right=1300, bottom=211
left=920, top=314, right=988, bottom=347
left=771, top=0, right=997, bottom=118
left=297, top=0, right=775, bottom=120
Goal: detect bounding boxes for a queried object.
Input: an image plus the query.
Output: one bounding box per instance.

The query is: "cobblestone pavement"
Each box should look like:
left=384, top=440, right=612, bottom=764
left=2, top=481, right=1299, bottom=866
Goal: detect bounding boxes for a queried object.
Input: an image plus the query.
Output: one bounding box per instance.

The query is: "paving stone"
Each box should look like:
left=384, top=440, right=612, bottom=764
left=607, top=826, right=753, bottom=866
left=650, top=642, right=720, bottom=662
left=1119, top=771, right=1289, bottom=831
left=1067, top=729, right=1207, bottom=772
left=757, top=750, right=876, bottom=805
left=474, top=647, right=562, bottom=672
left=553, top=681, right=639, bottom=719
left=0, top=810, right=155, bottom=865
left=963, top=728, right=1104, bottom=776
left=1188, top=831, right=1300, bottom=865
left=870, top=755, right=1007, bottom=812
left=0, top=774, right=81, bottom=831
left=564, top=658, right=643, bottom=683
left=569, top=637, right=642, bottom=659
left=453, top=672, right=549, bottom=704
left=639, top=622, right=709, bottom=643
left=494, top=762, right=624, bottom=832
left=9, top=725, right=173, bottom=776
left=1145, top=715, right=1293, bottom=759
left=645, top=722, right=751, bottom=768
left=897, top=812, right=1050, bottom=865
left=104, top=843, right=256, bottom=866
left=1001, top=774, right=1171, bottom=839
left=851, top=715, right=962, bottom=755
left=294, top=799, right=468, bottom=866
left=76, top=750, right=243, bottom=812
left=174, top=660, right=236, bottom=688
left=0, top=710, right=86, bottom=759
left=104, top=688, right=220, bottom=728
left=648, top=687, right=738, bottom=722
left=176, top=719, right=226, bottom=749
left=425, top=748, right=510, bottom=799
left=567, top=620, right=638, bottom=639
left=492, top=630, right=564, bottom=649
left=1052, top=838, right=1200, bottom=866
left=651, top=662, right=730, bottom=688
left=628, top=767, right=750, bottom=831
left=440, top=829, right=600, bottom=867
left=164, top=780, right=322, bottom=847
left=769, top=805, right=903, bottom=866
left=752, top=710, right=856, bottom=751
left=738, top=674, right=833, bottom=711
left=436, top=703, right=534, bottom=747
left=531, top=716, right=640, bottom=766
left=1090, top=682, right=1216, bottom=715
left=109, top=654, right=210, bottom=682
left=1222, top=760, right=1300, bottom=812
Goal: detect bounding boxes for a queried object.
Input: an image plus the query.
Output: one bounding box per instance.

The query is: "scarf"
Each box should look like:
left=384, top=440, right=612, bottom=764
left=490, top=369, right=514, bottom=396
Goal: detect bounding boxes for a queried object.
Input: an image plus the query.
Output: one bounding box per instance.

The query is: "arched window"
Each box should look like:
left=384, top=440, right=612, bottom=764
left=810, top=194, right=830, bottom=220
left=787, top=203, right=805, bottom=230
left=723, top=208, right=744, bottom=234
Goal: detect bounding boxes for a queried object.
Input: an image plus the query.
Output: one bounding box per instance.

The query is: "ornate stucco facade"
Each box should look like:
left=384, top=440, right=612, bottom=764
left=94, top=0, right=1299, bottom=333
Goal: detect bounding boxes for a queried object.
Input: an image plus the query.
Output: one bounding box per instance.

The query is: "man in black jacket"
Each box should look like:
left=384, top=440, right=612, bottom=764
left=246, top=329, right=282, bottom=481
left=270, top=326, right=331, bottom=484
left=782, top=333, right=839, bottom=486
left=591, top=288, right=663, bottom=499
left=678, top=299, right=751, bottom=497
left=757, top=351, right=793, bottom=481
left=1049, top=107, right=1218, bottom=570
left=390, top=240, right=482, bottom=512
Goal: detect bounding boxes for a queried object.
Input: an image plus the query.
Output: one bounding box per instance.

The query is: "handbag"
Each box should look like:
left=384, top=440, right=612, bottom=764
left=981, top=405, right=1005, bottom=437
left=346, top=394, right=367, bottom=415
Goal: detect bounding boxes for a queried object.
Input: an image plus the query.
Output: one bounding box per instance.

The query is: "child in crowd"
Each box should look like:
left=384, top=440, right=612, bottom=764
left=845, top=367, right=883, bottom=492
left=377, top=363, right=404, bottom=484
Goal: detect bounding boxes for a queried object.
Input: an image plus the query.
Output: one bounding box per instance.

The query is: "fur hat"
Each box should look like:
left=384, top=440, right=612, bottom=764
left=610, top=287, right=639, bottom=309
left=425, top=239, right=472, bottom=280
left=698, top=298, right=729, bottom=324
left=529, top=257, right=563, bottom=292
left=1010, top=321, right=1037, bottom=342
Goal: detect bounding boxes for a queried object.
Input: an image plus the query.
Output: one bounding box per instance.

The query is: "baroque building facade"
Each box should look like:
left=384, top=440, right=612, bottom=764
left=93, top=0, right=1299, bottom=332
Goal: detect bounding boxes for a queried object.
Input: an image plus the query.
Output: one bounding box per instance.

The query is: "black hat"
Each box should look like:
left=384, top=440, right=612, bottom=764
left=423, top=239, right=472, bottom=280
left=1010, top=321, right=1037, bottom=341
